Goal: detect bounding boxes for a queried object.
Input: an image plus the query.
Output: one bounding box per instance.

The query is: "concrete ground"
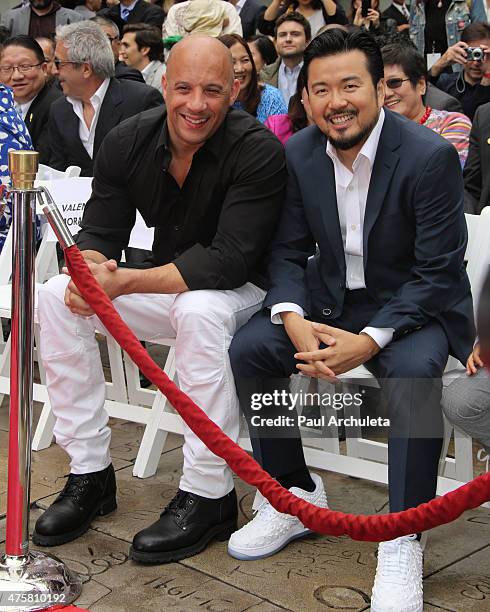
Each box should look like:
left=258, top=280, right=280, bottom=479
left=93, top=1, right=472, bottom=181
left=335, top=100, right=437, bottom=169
left=1, top=353, right=490, bottom=611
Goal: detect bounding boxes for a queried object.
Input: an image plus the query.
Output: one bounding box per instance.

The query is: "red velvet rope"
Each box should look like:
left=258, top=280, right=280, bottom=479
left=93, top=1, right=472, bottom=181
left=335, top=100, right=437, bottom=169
left=65, top=246, right=490, bottom=541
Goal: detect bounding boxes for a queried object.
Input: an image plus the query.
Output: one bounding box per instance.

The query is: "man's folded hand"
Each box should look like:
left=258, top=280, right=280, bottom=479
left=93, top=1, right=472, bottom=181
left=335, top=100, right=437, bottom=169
left=294, top=323, right=380, bottom=378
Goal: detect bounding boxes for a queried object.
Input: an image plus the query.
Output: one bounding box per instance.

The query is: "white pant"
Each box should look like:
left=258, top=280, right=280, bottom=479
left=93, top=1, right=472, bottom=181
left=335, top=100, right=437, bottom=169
left=37, top=274, right=265, bottom=498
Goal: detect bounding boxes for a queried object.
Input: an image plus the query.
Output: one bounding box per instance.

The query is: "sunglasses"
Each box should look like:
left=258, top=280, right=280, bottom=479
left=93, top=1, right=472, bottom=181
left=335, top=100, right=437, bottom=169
left=385, top=77, right=410, bottom=89
left=53, top=59, right=82, bottom=68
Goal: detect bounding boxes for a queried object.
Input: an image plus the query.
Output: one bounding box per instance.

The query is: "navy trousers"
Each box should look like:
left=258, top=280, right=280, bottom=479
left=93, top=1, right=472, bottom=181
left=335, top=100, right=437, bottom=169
left=229, top=290, right=449, bottom=512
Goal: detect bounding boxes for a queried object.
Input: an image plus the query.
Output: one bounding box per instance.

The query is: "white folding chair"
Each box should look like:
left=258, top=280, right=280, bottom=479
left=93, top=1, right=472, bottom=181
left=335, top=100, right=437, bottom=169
left=296, top=208, right=490, bottom=495
left=31, top=176, right=130, bottom=451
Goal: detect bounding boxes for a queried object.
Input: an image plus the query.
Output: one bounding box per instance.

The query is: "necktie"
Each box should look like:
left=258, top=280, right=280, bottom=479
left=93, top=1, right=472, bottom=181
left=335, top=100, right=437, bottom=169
left=402, top=4, right=410, bottom=20
left=121, top=7, right=130, bottom=21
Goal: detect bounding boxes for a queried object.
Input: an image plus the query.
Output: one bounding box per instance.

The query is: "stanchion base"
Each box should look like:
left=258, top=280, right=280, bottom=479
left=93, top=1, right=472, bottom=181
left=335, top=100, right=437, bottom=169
left=0, top=551, right=82, bottom=611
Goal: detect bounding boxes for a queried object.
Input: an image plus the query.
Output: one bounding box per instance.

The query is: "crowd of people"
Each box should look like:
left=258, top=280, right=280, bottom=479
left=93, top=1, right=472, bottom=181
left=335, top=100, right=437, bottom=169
left=0, top=1, right=489, bottom=612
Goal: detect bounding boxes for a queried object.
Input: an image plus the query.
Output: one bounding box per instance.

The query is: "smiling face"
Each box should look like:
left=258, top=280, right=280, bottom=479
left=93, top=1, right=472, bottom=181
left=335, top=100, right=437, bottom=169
left=53, top=40, right=87, bottom=99
left=163, top=37, right=240, bottom=154
left=384, top=63, right=425, bottom=121
left=229, top=41, right=253, bottom=94
left=304, top=50, right=384, bottom=154
left=0, top=45, right=47, bottom=104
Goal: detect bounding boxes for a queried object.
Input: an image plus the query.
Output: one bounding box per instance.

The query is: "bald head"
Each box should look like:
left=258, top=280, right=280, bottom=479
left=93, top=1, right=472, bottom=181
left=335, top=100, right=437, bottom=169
left=167, top=35, right=234, bottom=86
left=162, top=34, right=240, bottom=155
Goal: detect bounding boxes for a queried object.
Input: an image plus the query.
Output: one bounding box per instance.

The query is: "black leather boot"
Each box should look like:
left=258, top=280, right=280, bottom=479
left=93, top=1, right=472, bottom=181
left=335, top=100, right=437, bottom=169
left=129, top=488, right=237, bottom=563
left=33, top=464, right=117, bottom=546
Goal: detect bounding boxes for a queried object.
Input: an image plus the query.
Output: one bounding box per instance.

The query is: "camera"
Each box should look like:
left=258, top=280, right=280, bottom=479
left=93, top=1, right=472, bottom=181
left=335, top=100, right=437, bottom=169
left=466, top=47, right=484, bottom=62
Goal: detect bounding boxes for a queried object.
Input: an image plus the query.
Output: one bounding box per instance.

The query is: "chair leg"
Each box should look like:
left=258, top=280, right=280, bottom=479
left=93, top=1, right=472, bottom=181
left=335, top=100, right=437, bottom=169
left=132, top=346, right=177, bottom=478
left=32, top=399, right=55, bottom=450
left=32, top=324, right=55, bottom=450
left=438, top=416, right=453, bottom=478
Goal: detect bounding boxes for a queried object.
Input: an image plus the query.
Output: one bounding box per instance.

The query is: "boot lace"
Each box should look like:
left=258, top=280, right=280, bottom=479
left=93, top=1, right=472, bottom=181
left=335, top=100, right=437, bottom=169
left=58, top=474, right=91, bottom=502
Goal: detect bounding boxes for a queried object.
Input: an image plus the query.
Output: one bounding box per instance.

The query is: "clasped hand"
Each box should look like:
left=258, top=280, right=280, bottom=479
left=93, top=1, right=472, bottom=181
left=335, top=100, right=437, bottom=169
left=283, top=313, right=380, bottom=380
left=63, top=259, right=121, bottom=316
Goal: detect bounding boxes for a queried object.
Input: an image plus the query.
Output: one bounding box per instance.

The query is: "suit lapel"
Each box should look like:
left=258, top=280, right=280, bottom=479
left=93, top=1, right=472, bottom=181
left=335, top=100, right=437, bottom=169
left=64, top=100, right=91, bottom=163
left=94, top=79, right=122, bottom=155
left=310, top=138, right=345, bottom=273
left=362, top=112, right=401, bottom=266
left=25, top=85, right=46, bottom=129
left=240, top=1, right=252, bottom=23
left=129, top=0, right=145, bottom=21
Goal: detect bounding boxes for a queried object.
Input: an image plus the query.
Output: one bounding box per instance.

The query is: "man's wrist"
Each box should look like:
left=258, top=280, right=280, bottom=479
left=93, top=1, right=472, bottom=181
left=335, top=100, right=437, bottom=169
left=280, top=311, right=303, bottom=325
left=115, top=267, right=134, bottom=296
left=430, top=60, right=446, bottom=76
left=359, top=332, right=381, bottom=358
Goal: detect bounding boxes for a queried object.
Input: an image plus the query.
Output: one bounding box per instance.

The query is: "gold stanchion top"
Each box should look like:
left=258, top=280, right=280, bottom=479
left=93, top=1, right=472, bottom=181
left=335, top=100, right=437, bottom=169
left=8, top=150, right=39, bottom=190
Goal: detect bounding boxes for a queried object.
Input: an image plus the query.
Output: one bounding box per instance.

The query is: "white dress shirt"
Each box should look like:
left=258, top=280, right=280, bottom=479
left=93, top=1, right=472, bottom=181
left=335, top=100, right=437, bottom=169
left=235, top=0, right=246, bottom=15
left=66, top=78, right=110, bottom=159
left=392, top=1, right=410, bottom=20
left=14, top=97, right=35, bottom=121
left=120, top=0, right=138, bottom=19
left=271, top=108, right=394, bottom=349
left=277, top=60, right=303, bottom=105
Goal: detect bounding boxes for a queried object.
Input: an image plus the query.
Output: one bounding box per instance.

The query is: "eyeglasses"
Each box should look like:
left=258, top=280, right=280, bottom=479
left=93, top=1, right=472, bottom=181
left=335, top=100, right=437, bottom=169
left=107, top=35, right=119, bottom=43
left=385, top=77, right=411, bottom=89
left=53, top=59, right=82, bottom=69
left=0, top=62, right=44, bottom=76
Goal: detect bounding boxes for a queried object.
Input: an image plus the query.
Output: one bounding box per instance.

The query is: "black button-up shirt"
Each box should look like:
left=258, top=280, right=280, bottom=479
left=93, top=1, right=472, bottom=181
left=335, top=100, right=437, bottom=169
left=77, top=106, right=287, bottom=290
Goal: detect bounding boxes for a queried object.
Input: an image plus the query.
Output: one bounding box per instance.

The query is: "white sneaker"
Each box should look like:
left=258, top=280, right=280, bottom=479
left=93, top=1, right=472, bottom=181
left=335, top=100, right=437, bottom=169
left=227, top=473, right=328, bottom=560
left=370, top=534, right=424, bottom=612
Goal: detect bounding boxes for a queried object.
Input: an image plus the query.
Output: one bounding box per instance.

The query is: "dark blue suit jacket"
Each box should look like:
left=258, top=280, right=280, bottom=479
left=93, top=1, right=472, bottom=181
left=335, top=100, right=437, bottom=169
left=264, top=109, right=475, bottom=363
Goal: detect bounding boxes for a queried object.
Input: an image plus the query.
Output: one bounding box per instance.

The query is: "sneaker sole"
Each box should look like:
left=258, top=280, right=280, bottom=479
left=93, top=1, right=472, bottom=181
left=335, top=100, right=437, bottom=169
left=32, top=495, right=117, bottom=547
left=371, top=601, right=423, bottom=612
left=228, top=527, right=313, bottom=560
left=129, top=518, right=238, bottom=564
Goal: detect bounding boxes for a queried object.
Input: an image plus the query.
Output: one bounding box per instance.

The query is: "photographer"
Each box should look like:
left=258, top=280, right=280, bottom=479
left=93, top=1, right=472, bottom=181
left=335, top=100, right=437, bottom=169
left=429, top=23, right=490, bottom=119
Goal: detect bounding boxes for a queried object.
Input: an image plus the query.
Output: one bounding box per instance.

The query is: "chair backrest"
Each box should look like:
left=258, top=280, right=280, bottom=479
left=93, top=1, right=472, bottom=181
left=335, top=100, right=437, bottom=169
left=37, top=164, right=81, bottom=181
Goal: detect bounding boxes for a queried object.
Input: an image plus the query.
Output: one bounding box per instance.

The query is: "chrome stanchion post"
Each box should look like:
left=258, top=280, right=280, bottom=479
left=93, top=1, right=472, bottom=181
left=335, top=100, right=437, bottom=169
left=0, top=151, right=81, bottom=611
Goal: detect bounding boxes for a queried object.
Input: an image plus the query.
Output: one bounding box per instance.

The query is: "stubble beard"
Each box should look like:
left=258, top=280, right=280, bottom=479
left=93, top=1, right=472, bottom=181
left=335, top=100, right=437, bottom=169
left=328, top=110, right=379, bottom=151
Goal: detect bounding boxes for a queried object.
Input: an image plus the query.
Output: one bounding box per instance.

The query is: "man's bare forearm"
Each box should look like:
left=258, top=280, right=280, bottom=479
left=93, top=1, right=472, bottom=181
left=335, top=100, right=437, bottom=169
left=119, top=262, right=189, bottom=296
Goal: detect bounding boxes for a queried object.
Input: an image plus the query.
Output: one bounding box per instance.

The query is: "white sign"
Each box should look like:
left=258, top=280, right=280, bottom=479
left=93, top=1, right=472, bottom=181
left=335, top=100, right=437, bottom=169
left=36, top=177, right=93, bottom=241
left=36, top=177, right=154, bottom=250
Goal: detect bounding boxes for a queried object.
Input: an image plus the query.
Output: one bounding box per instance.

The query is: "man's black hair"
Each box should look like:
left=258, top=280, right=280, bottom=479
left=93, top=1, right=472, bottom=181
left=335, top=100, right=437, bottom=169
left=1, top=35, right=45, bottom=64
left=302, top=28, right=384, bottom=89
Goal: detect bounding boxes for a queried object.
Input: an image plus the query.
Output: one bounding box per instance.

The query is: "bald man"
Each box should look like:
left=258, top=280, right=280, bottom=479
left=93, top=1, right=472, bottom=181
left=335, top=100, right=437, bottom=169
left=33, top=36, right=286, bottom=563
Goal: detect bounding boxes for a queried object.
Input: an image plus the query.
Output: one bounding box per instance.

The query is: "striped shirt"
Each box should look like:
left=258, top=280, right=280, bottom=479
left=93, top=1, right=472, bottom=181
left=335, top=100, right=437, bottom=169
left=423, top=108, right=472, bottom=168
